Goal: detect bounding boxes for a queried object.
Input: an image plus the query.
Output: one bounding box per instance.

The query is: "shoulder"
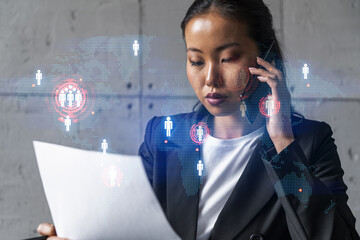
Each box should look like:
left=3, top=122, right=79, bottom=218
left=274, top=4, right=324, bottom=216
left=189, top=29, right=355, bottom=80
left=143, top=111, right=203, bottom=141
left=291, top=115, right=333, bottom=139
left=145, top=110, right=207, bottom=131
left=150, top=111, right=202, bottom=123
left=143, top=110, right=213, bottom=151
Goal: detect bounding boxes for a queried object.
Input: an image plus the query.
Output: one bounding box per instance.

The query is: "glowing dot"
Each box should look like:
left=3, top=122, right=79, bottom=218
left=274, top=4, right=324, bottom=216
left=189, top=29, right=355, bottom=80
left=306, top=83, right=310, bottom=87
left=91, top=111, right=95, bottom=115
left=299, top=188, right=302, bottom=192
left=32, top=84, right=35, bottom=87
left=164, top=140, right=168, bottom=143
left=80, top=78, right=83, bottom=82
left=196, top=148, right=199, bottom=151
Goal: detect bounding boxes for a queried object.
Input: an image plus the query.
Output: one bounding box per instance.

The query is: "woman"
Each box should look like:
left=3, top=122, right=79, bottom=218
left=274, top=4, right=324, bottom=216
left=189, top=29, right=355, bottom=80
left=37, top=0, right=360, bottom=239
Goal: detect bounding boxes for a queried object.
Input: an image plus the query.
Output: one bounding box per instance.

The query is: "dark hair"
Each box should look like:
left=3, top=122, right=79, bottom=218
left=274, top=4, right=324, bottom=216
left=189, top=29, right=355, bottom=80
left=181, top=0, right=303, bottom=118
left=181, top=0, right=285, bottom=74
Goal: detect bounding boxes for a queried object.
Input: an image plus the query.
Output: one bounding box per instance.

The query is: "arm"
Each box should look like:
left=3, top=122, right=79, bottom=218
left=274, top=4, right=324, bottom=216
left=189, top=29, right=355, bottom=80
left=261, top=122, right=360, bottom=240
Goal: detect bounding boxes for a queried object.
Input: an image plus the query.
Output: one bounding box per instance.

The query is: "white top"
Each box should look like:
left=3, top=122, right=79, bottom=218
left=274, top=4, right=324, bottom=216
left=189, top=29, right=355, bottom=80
left=196, top=126, right=265, bottom=240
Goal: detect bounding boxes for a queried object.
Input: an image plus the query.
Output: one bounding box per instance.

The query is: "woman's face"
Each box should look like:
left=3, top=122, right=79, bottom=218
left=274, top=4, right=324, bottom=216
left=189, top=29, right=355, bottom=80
left=185, top=12, right=260, bottom=116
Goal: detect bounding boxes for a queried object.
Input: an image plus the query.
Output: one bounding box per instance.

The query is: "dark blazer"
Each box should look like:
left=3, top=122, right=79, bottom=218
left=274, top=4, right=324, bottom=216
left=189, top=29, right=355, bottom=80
left=138, top=109, right=360, bottom=240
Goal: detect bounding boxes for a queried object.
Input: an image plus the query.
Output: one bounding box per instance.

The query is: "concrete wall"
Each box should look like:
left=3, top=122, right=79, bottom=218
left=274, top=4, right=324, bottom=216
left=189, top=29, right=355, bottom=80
left=0, top=0, right=359, bottom=239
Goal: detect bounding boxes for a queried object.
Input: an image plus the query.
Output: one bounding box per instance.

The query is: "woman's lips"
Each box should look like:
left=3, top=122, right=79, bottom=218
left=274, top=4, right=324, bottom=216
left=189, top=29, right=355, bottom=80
left=206, top=98, right=225, bottom=105
left=206, top=92, right=226, bottom=99
left=205, top=93, right=227, bottom=105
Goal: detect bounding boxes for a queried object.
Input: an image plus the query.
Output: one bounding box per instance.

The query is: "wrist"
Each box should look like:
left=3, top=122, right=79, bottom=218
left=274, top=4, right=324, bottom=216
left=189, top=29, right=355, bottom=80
left=271, top=135, right=295, bottom=154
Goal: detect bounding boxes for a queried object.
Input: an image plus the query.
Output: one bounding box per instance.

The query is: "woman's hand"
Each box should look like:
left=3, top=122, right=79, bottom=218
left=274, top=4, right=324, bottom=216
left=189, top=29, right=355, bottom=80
left=249, top=57, right=294, bottom=153
left=37, top=223, right=69, bottom=240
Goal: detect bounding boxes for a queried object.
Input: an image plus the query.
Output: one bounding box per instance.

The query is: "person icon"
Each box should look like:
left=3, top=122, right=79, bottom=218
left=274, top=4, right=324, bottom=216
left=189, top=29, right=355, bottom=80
left=197, top=125, right=204, bottom=142
left=133, top=40, right=140, bottom=56
left=164, top=116, right=173, bottom=137
left=302, top=63, right=309, bottom=80
left=265, top=95, right=275, bottom=116
left=108, top=166, right=118, bottom=188
left=240, top=101, right=247, bottom=117
left=59, top=90, right=66, bottom=107
left=101, top=139, right=108, bottom=154
left=75, top=90, right=82, bottom=107
left=64, top=116, right=71, bottom=131
left=197, top=160, right=204, bottom=176
left=67, top=90, right=74, bottom=107
left=36, top=70, right=42, bottom=86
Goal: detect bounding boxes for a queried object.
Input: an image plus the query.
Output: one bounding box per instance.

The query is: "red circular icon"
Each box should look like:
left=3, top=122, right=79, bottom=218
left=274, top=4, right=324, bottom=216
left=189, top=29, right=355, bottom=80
left=190, top=122, right=210, bottom=144
left=48, top=74, right=95, bottom=123
left=259, top=95, right=280, bottom=117
left=219, top=64, right=256, bottom=101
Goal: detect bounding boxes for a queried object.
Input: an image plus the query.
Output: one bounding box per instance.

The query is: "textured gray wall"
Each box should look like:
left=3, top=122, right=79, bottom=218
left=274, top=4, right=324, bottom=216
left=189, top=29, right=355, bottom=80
left=0, top=0, right=359, bottom=239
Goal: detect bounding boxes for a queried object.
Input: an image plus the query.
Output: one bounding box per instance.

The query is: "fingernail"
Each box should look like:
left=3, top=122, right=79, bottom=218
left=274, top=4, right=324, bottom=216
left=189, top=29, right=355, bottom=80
left=248, top=67, right=256, bottom=71
left=258, top=76, right=266, bottom=80
left=37, top=224, right=44, bottom=233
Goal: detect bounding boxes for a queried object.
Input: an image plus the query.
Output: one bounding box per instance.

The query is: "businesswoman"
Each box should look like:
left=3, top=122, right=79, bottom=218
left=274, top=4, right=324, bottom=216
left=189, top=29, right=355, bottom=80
left=37, top=0, right=360, bottom=239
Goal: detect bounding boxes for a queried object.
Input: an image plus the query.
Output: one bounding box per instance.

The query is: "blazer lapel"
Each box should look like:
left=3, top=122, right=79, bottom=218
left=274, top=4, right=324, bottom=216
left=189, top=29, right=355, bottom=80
left=162, top=109, right=275, bottom=240
left=209, top=133, right=276, bottom=239
left=165, top=111, right=210, bottom=240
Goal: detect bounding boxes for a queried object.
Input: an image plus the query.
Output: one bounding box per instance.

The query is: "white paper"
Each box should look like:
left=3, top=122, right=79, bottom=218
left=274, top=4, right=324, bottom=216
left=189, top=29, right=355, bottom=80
left=33, top=141, right=181, bottom=240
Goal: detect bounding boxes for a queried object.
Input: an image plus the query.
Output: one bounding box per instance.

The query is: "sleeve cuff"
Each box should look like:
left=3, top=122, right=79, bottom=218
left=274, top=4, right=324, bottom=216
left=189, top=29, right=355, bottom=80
left=260, top=129, right=311, bottom=178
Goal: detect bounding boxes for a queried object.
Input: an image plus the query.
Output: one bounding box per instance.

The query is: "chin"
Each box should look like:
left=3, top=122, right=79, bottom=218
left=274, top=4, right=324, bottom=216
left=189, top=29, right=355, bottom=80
left=203, top=103, right=239, bottom=117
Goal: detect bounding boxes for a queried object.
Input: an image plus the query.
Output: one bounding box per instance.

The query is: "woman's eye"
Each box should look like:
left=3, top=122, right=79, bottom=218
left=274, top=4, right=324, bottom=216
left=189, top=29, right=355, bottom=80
left=222, top=56, right=239, bottom=63
left=190, top=61, right=203, bottom=67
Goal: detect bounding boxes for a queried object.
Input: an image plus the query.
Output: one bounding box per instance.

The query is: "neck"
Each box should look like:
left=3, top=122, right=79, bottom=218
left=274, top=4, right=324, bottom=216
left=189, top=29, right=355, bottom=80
left=211, top=110, right=264, bottom=139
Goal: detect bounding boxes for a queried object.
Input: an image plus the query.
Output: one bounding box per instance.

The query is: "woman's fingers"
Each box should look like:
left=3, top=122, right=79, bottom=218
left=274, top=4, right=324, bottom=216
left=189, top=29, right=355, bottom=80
left=248, top=66, right=279, bottom=97
left=249, top=56, right=291, bottom=100
left=37, top=223, right=70, bottom=240
left=257, top=75, right=278, bottom=87
left=256, top=57, right=282, bottom=80
left=37, top=223, right=57, bottom=236
left=249, top=67, right=277, bottom=80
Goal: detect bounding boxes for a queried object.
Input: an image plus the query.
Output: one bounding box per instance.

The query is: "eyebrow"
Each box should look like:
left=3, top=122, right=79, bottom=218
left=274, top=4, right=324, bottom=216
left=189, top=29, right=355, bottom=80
left=187, top=42, right=241, bottom=53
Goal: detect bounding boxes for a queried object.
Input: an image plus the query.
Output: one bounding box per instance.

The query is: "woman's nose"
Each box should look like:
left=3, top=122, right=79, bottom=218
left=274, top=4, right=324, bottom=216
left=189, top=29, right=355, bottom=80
left=205, top=62, right=223, bottom=88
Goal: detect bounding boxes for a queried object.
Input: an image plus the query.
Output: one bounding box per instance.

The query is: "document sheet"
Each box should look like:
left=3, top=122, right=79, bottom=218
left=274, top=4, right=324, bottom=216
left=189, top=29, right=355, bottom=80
left=33, top=141, right=181, bottom=240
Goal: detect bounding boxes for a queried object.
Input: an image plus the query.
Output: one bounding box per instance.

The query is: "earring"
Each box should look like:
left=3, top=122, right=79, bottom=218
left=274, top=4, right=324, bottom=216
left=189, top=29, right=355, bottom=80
left=239, top=94, right=247, bottom=117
